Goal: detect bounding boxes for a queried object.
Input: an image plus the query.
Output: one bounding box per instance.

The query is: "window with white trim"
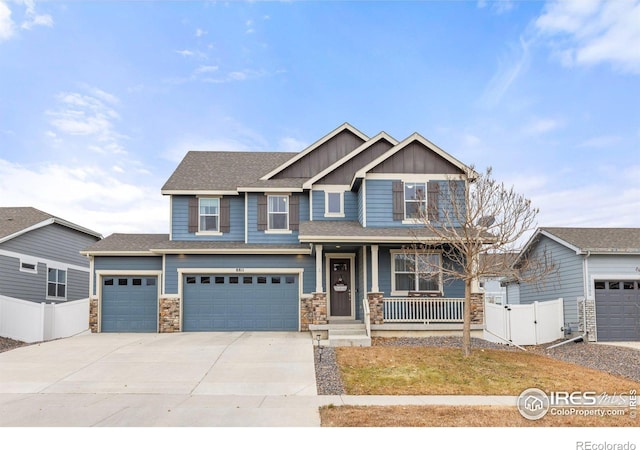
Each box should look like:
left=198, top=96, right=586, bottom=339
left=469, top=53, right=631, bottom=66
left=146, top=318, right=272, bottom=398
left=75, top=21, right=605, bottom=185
left=325, top=191, right=344, bottom=217
left=20, top=258, right=38, bottom=274
left=404, top=182, right=427, bottom=219
left=268, top=195, right=289, bottom=230
left=199, top=198, right=219, bottom=232
left=391, top=251, right=441, bottom=294
left=47, top=268, right=67, bottom=299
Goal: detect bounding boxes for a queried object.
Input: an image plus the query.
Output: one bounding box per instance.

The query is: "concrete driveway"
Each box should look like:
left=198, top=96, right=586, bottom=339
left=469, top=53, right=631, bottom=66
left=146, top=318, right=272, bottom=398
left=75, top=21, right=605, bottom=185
left=0, top=332, right=321, bottom=426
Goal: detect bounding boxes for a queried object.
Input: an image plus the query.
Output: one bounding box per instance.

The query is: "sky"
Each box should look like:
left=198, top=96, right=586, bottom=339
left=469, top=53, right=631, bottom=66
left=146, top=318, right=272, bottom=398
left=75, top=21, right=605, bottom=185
left=0, top=0, right=639, bottom=240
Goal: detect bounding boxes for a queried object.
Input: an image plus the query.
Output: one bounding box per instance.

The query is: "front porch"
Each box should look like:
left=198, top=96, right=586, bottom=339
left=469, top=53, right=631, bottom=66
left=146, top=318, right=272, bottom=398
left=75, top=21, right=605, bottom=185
left=305, top=292, right=484, bottom=347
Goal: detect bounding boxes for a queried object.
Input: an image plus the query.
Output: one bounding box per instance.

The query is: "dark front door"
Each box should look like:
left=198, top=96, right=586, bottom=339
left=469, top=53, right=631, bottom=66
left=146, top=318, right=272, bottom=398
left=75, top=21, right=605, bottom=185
left=330, top=258, right=352, bottom=317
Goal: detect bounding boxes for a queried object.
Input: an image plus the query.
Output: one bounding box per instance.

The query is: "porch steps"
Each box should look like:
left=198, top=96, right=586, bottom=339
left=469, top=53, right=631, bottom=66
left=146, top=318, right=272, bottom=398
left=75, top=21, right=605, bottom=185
left=327, top=323, right=371, bottom=347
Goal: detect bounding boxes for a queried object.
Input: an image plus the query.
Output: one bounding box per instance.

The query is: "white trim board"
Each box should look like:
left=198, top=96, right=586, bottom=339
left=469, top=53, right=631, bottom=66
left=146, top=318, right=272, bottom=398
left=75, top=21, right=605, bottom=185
left=0, top=248, right=90, bottom=273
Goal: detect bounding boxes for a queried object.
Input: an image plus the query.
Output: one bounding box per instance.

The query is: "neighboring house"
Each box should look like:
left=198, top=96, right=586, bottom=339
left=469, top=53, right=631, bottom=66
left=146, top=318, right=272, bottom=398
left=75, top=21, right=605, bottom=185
left=81, top=123, right=486, bottom=342
left=479, top=252, right=518, bottom=305
left=0, top=207, right=102, bottom=342
left=512, top=227, right=640, bottom=342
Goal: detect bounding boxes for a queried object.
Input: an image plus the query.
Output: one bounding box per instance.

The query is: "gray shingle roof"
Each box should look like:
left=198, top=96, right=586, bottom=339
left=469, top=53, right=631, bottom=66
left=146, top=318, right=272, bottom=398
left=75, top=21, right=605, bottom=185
left=0, top=207, right=102, bottom=241
left=82, top=233, right=169, bottom=253
left=299, top=221, right=449, bottom=242
left=149, top=240, right=310, bottom=252
left=161, top=151, right=295, bottom=192
left=541, top=227, right=640, bottom=253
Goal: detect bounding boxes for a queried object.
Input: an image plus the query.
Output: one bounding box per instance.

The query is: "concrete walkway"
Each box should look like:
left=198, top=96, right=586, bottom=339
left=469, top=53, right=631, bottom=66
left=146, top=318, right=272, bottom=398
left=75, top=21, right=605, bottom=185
left=0, top=332, right=520, bottom=427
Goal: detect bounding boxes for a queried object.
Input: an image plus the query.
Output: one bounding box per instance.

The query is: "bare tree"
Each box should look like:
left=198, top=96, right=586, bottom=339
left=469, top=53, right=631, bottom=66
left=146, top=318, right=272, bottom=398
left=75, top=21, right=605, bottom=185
left=409, top=166, right=555, bottom=357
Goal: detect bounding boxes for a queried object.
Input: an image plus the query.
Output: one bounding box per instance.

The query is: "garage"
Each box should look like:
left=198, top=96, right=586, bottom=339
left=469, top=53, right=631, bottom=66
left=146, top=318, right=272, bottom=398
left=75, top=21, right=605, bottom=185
left=182, top=273, right=299, bottom=331
left=101, top=276, right=159, bottom=332
left=595, top=280, right=640, bottom=341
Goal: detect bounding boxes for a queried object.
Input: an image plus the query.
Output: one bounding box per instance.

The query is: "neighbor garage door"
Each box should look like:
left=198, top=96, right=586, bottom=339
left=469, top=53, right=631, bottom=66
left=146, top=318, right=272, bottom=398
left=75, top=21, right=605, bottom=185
left=595, top=280, right=640, bottom=341
left=101, top=276, right=158, bottom=332
left=182, top=274, right=299, bottom=331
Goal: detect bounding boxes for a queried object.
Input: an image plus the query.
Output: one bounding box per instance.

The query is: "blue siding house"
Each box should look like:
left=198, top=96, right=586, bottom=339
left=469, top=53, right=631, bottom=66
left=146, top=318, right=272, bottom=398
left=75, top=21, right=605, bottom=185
left=82, top=123, right=484, bottom=344
left=512, top=228, right=640, bottom=342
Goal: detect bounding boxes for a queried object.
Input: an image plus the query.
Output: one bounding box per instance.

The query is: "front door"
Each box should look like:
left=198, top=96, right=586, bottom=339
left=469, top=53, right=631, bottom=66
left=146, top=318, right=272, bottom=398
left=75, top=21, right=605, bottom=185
left=330, top=258, right=352, bottom=317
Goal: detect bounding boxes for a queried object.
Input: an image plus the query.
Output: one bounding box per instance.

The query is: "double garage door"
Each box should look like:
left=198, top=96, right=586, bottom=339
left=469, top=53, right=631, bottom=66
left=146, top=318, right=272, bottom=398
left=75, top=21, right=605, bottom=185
left=183, top=274, right=299, bottom=331
left=100, top=273, right=300, bottom=332
left=595, top=280, right=640, bottom=341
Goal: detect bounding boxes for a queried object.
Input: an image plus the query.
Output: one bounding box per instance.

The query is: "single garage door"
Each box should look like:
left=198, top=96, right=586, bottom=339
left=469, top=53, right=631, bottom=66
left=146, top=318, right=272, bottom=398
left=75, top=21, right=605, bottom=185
left=101, top=276, right=158, bottom=332
left=595, top=280, right=640, bottom=341
left=183, top=274, right=299, bottom=331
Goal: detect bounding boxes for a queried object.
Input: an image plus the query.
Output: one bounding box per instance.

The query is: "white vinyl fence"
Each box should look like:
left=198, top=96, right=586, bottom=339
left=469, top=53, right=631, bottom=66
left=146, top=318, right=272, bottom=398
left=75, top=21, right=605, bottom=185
left=0, top=295, right=90, bottom=343
left=484, top=298, right=564, bottom=346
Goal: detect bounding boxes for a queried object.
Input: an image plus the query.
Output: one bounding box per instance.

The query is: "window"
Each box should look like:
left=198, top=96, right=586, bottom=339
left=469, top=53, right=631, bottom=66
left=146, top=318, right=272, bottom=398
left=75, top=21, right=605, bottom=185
left=268, top=195, right=288, bottom=230
left=229, top=276, right=239, bottom=284
left=243, top=276, right=253, bottom=284
left=186, top=276, right=196, bottom=284
left=47, top=268, right=67, bottom=299
left=199, top=198, right=219, bottom=232
left=325, top=191, right=344, bottom=217
left=146, top=278, right=156, bottom=286
left=20, top=261, right=37, bottom=273
left=132, top=278, right=142, bottom=286
left=119, top=278, right=128, bottom=286
left=391, top=251, right=441, bottom=294
left=201, top=276, right=211, bottom=284
left=215, top=277, right=225, bottom=284
left=404, top=183, right=427, bottom=219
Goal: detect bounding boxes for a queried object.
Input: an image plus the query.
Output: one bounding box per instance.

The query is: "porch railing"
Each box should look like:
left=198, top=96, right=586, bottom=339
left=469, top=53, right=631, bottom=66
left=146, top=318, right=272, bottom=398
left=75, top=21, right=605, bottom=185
left=362, top=297, right=371, bottom=337
left=383, top=297, right=465, bottom=323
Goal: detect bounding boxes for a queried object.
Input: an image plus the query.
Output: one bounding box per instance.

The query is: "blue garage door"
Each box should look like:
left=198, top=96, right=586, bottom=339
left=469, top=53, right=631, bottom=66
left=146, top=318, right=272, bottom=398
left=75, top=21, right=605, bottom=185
left=101, top=276, right=158, bottom=332
left=183, top=274, right=299, bottom=331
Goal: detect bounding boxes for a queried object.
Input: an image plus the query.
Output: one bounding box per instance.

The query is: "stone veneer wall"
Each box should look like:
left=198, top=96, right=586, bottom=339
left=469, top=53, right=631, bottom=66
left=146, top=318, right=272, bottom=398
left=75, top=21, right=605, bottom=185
left=159, top=297, right=180, bottom=333
left=367, top=292, right=384, bottom=324
left=89, top=297, right=98, bottom=333
left=470, top=293, right=484, bottom=325
left=578, top=297, right=597, bottom=342
left=300, top=293, right=328, bottom=331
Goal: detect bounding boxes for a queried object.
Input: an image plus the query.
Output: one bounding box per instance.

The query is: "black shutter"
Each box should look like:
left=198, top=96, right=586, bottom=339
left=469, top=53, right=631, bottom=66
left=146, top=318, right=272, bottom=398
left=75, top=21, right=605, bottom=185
left=220, top=197, right=230, bottom=233
left=188, top=197, right=198, bottom=233
left=289, top=195, right=299, bottom=231
left=257, top=195, right=267, bottom=231
left=427, top=181, right=440, bottom=222
left=392, top=181, right=404, bottom=221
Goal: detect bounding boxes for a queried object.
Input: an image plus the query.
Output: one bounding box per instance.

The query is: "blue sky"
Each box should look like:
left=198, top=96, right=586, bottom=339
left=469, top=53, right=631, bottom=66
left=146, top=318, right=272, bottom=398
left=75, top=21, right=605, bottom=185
left=1, top=0, right=638, bottom=238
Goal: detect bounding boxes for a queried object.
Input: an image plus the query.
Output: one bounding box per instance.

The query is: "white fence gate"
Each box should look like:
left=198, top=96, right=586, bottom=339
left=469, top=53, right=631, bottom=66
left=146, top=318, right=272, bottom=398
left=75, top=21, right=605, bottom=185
left=484, top=298, right=564, bottom=346
left=0, top=295, right=90, bottom=343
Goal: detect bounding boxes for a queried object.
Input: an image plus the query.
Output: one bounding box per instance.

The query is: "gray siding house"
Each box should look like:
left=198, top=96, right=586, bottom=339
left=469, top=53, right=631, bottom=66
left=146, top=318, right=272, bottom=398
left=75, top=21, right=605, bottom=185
left=513, top=228, right=640, bottom=342
left=82, top=123, right=486, bottom=343
left=0, top=207, right=102, bottom=305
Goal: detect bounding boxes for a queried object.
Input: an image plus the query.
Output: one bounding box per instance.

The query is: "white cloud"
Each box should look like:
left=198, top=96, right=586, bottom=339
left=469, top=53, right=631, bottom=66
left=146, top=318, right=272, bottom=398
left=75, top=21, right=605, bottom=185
left=577, top=135, right=623, bottom=148
left=535, top=0, right=640, bottom=74
left=46, top=88, right=128, bottom=154
left=278, top=137, right=307, bottom=152
left=504, top=170, right=640, bottom=229
left=0, top=0, right=15, bottom=41
left=523, top=117, right=563, bottom=135
left=481, top=37, right=531, bottom=107
left=0, top=159, right=168, bottom=235
left=195, top=28, right=207, bottom=37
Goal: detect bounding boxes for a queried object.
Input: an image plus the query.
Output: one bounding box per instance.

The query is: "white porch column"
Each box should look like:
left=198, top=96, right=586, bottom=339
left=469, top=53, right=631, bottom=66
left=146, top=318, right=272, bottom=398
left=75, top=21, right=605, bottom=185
left=315, top=244, right=323, bottom=293
left=371, top=244, right=379, bottom=292
left=471, top=252, right=480, bottom=293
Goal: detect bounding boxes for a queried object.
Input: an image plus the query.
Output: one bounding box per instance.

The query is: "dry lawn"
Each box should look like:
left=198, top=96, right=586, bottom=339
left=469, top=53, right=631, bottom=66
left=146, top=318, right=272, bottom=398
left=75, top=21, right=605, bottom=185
left=336, top=346, right=640, bottom=395
left=325, top=345, right=640, bottom=427
left=320, top=405, right=639, bottom=427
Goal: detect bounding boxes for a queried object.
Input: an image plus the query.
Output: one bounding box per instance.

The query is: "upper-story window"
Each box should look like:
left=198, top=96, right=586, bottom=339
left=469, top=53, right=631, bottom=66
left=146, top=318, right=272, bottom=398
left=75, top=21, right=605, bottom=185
left=268, top=195, right=289, bottom=230
left=199, top=198, right=219, bottom=232
left=404, top=182, right=427, bottom=219
left=47, top=268, right=67, bottom=299
left=325, top=191, right=344, bottom=217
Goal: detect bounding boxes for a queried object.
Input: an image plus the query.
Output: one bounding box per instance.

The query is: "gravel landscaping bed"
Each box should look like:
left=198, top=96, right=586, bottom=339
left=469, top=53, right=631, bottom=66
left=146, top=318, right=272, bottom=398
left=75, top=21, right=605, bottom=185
left=0, top=336, right=28, bottom=353
left=314, top=337, right=640, bottom=395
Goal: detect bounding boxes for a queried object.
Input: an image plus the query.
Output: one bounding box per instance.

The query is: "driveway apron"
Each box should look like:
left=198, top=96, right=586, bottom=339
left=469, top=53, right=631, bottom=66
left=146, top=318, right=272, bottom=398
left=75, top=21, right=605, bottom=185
left=0, top=332, right=320, bottom=426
